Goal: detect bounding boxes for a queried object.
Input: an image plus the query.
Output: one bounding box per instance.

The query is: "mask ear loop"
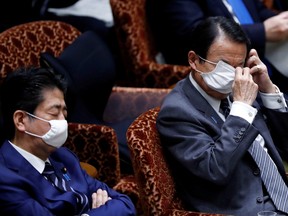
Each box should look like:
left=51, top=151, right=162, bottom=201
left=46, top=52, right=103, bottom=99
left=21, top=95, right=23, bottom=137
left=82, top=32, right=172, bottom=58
left=197, top=55, right=235, bottom=72
left=24, top=112, right=51, bottom=138
left=197, top=55, right=217, bottom=66
left=24, top=130, right=43, bottom=138
left=25, top=112, right=50, bottom=123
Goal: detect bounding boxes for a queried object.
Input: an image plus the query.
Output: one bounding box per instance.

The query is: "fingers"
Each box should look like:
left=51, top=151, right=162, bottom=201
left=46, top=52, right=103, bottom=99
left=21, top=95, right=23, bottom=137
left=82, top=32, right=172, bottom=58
left=246, top=49, right=267, bottom=75
left=233, top=67, right=258, bottom=105
left=91, top=189, right=111, bottom=209
left=246, top=49, right=259, bottom=67
left=235, top=66, right=252, bottom=77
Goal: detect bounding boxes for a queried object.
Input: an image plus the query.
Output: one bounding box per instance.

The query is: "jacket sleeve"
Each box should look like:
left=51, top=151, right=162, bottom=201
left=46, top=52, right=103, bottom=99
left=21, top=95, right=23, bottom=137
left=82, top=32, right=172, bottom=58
left=262, top=107, right=288, bottom=161
left=157, top=100, right=259, bottom=185
left=0, top=164, right=55, bottom=216
left=84, top=172, right=136, bottom=216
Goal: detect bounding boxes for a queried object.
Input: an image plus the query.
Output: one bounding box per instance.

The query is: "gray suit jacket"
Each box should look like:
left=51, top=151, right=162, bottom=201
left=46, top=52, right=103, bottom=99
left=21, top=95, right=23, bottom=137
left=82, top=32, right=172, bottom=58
left=156, top=76, right=288, bottom=216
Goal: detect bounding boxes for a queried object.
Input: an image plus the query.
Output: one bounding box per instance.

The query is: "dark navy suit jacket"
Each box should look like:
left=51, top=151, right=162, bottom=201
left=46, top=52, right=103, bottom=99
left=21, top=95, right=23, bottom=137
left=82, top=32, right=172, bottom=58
left=0, top=141, right=136, bottom=216
left=156, top=76, right=288, bottom=216
left=147, top=0, right=276, bottom=65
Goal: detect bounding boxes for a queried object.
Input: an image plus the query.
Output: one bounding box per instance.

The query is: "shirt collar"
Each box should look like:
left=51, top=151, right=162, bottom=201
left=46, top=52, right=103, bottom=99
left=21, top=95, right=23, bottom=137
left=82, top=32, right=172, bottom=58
left=189, top=73, right=222, bottom=113
left=9, top=140, right=46, bottom=173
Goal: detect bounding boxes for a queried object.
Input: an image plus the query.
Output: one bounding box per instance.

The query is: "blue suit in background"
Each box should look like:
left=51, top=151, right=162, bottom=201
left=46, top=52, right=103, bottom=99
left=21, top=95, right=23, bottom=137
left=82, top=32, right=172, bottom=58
left=147, top=0, right=275, bottom=65
left=147, top=0, right=288, bottom=93
left=0, top=140, right=136, bottom=216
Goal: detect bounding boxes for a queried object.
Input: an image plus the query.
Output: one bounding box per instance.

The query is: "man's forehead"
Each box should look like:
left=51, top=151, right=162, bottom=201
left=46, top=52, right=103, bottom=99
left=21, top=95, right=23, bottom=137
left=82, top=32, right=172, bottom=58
left=207, top=39, right=247, bottom=65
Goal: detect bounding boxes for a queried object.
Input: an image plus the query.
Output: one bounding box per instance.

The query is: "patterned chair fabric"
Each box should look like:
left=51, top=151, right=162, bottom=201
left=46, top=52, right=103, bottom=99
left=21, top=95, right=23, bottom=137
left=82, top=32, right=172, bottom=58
left=0, top=20, right=81, bottom=84
left=127, top=107, right=227, bottom=216
left=110, top=0, right=190, bottom=88
left=0, top=20, right=122, bottom=187
left=65, top=123, right=121, bottom=187
left=105, top=86, right=171, bottom=215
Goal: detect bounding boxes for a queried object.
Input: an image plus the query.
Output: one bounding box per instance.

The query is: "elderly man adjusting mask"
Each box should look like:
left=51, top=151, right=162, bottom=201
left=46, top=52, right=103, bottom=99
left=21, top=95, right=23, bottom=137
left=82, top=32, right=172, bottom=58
left=157, top=16, right=288, bottom=216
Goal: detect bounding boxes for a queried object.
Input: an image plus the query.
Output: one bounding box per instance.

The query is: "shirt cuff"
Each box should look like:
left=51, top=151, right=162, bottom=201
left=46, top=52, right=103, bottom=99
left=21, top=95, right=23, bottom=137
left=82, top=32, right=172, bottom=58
left=259, top=86, right=287, bottom=110
left=230, top=101, right=257, bottom=124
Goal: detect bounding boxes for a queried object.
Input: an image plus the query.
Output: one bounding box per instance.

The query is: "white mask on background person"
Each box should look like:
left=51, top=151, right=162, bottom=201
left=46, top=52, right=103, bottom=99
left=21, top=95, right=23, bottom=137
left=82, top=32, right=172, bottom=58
left=24, top=112, right=68, bottom=148
left=195, top=55, right=236, bottom=94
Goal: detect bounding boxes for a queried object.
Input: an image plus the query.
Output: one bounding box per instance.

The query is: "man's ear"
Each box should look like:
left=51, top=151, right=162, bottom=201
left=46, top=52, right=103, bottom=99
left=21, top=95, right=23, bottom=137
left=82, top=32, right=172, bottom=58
left=188, top=51, right=198, bottom=70
left=14, top=111, right=27, bottom=132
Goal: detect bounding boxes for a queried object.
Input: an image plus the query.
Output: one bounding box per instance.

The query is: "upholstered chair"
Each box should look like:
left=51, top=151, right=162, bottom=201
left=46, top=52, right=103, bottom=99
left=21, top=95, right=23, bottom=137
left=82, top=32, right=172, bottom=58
left=126, top=107, right=227, bottom=216
left=110, top=0, right=190, bottom=88
left=0, top=20, right=174, bottom=213
left=103, top=86, right=171, bottom=123
left=0, top=20, right=81, bottom=83
left=65, top=123, right=121, bottom=187
left=104, top=87, right=171, bottom=215
left=0, top=20, right=123, bottom=186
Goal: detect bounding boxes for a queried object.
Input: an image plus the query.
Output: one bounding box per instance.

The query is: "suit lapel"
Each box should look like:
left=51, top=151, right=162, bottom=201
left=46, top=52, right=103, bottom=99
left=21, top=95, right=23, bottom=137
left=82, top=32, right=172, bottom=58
left=0, top=141, right=77, bottom=209
left=208, top=0, right=234, bottom=18
left=181, top=77, right=224, bottom=126
left=178, top=77, right=287, bottom=178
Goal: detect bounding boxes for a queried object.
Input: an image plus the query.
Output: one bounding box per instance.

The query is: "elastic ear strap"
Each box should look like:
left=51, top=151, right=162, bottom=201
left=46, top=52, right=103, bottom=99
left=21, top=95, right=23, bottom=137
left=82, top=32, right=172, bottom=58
left=24, top=130, right=42, bottom=138
left=197, top=55, right=217, bottom=65
left=25, top=112, right=49, bottom=123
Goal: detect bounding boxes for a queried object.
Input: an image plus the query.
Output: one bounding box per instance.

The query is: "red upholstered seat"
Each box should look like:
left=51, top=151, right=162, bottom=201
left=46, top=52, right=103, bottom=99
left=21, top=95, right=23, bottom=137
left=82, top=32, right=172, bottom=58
left=0, top=20, right=122, bottom=187
left=110, top=0, right=190, bottom=88
left=127, top=107, right=228, bottom=216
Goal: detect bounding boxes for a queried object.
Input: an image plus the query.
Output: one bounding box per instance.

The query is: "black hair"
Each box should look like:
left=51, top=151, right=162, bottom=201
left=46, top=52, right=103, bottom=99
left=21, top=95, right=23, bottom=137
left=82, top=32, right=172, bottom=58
left=0, top=66, right=67, bottom=142
left=185, top=16, right=251, bottom=59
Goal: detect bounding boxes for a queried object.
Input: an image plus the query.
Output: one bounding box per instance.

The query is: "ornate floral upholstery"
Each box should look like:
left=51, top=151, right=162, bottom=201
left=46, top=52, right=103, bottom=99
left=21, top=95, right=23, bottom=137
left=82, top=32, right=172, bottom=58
left=0, top=20, right=122, bottom=188
left=113, top=174, right=143, bottom=215
left=65, top=123, right=121, bottom=187
left=0, top=20, right=81, bottom=84
left=127, top=107, right=227, bottom=216
left=110, top=0, right=190, bottom=88
left=105, top=86, right=171, bottom=215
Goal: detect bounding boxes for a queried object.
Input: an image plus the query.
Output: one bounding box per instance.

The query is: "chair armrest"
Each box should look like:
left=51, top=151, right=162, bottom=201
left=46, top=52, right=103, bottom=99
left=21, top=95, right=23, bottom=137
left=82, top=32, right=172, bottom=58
left=113, top=175, right=143, bottom=215
left=80, top=162, right=98, bottom=178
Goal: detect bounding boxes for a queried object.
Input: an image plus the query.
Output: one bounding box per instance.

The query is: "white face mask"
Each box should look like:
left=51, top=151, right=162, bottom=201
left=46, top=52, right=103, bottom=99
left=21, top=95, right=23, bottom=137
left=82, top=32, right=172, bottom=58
left=24, top=112, right=68, bottom=148
left=195, top=56, right=236, bottom=94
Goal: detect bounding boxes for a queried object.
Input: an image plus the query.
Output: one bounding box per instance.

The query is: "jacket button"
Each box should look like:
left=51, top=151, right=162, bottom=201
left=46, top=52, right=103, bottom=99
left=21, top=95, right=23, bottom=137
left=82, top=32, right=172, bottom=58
left=257, top=197, right=263, bottom=203
left=253, top=168, right=260, bottom=176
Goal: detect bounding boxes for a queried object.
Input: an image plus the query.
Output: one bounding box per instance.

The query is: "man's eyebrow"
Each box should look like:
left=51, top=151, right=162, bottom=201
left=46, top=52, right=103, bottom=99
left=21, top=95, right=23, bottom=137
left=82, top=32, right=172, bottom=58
left=48, top=104, right=66, bottom=111
left=221, top=59, right=244, bottom=67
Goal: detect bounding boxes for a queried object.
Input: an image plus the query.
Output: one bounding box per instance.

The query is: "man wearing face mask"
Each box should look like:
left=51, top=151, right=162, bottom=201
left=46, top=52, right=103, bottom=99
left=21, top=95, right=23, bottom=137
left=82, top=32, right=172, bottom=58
left=156, top=16, right=288, bottom=216
left=0, top=67, right=136, bottom=216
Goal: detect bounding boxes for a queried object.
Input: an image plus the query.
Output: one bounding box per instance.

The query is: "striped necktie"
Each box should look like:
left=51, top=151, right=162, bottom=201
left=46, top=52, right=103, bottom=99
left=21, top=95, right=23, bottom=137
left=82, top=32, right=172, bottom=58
left=42, top=162, right=89, bottom=214
left=248, top=140, right=288, bottom=213
left=218, top=98, right=288, bottom=213
left=220, top=98, right=230, bottom=118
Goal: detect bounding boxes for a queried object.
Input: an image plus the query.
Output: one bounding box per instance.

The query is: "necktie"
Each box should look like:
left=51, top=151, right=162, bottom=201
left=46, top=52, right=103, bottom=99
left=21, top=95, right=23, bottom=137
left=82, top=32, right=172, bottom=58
left=248, top=140, right=288, bottom=213
left=42, top=162, right=70, bottom=191
left=42, top=162, right=89, bottom=214
left=226, top=0, right=253, bottom=24
left=219, top=98, right=230, bottom=118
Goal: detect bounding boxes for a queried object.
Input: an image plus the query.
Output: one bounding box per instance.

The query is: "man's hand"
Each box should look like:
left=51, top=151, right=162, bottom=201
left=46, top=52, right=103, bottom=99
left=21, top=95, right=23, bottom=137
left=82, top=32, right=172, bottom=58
left=91, top=188, right=112, bottom=209
left=246, top=49, right=275, bottom=93
left=232, top=67, right=258, bottom=105
left=264, top=11, right=288, bottom=42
